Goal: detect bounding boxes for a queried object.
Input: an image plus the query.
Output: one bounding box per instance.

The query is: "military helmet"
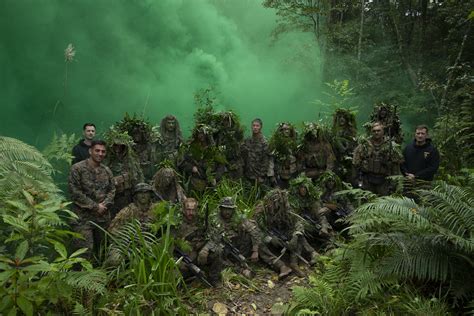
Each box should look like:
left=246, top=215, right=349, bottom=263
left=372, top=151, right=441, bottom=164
left=219, top=197, right=237, bottom=208
left=134, top=183, right=154, bottom=194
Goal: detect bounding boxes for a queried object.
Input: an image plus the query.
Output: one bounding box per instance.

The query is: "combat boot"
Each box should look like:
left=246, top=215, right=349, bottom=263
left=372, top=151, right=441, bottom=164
left=310, top=251, right=319, bottom=265
left=278, top=264, right=292, bottom=279
left=289, top=261, right=305, bottom=277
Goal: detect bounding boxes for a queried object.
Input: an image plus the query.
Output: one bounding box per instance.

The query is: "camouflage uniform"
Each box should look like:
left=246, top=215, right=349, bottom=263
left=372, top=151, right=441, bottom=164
left=331, top=109, right=358, bottom=181
left=353, top=136, right=403, bottom=195
left=297, top=123, right=336, bottom=181
left=202, top=197, right=291, bottom=279
left=159, top=115, right=183, bottom=164
left=114, top=114, right=160, bottom=181
left=179, top=124, right=225, bottom=193
left=68, top=159, right=115, bottom=259
left=105, top=130, right=144, bottom=217
left=368, top=103, right=403, bottom=144
left=241, top=133, right=274, bottom=185
left=152, top=167, right=186, bottom=204
left=269, top=123, right=298, bottom=188
left=289, top=175, right=334, bottom=239
left=257, top=189, right=318, bottom=274
left=212, top=111, right=245, bottom=180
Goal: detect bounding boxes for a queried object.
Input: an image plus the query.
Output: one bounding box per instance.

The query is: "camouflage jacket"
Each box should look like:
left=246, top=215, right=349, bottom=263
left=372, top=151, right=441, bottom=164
left=297, top=142, right=336, bottom=178
left=68, top=159, right=115, bottom=217
left=134, top=142, right=159, bottom=181
left=241, top=134, right=273, bottom=180
left=107, top=156, right=144, bottom=194
left=353, top=137, right=403, bottom=176
left=108, top=202, right=156, bottom=234
left=174, top=217, right=207, bottom=252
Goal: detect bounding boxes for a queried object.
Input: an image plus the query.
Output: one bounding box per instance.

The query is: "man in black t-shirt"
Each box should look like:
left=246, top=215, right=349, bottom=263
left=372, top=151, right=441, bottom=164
left=72, top=123, right=96, bottom=165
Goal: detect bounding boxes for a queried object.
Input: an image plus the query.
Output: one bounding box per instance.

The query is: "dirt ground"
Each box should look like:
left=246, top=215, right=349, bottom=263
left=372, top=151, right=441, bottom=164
left=185, top=264, right=313, bottom=314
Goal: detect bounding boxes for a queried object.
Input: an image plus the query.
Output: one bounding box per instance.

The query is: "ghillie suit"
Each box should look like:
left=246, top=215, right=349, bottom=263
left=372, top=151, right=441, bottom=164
left=105, top=128, right=144, bottom=217
left=331, top=109, right=358, bottom=182
left=269, top=122, right=298, bottom=188
left=315, top=171, right=354, bottom=232
left=211, top=111, right=245, bottom=180
left=256, top=189, right=318, bottom=275
left=115, top=113, right=160, bottom=181
left=368, top=102, right=403, bottom=144
left=241, top=126, right=274, bottom=187
left=178, top=124, right=226, bottom=194
left=289, top=174, right=334, bottom=242
left=353, top=135, right=403, bottom=195
left=158, top=115, right=183, bottom=165
left=202, top=197, right=292, bottom=280
left=296, top=123, right=336, bottom=182
left=152, top=166, right=186, bottom=204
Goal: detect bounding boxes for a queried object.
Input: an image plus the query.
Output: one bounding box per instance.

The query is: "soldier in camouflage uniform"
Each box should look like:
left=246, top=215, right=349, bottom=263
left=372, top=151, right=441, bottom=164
left=212, top=111, right=245, bottom=180
left=179, top=124, right=226, bottom=194
left=269, top=122, right=298, bottom=188
left=174, top=198, right=221, bottom=285
left=368, top=103, right=403, bottom=144
left=241, top=118, right=275, bottom=186
left=257, top=189, right=318, bottom=276
left=353, top=122, right=403, bottom=195
left=68, top=140, right=115, bottom=260
left=159, top=115, right=183, bottom=164
left=152, top=166, right=186, bottom=204
left=289, top=175, right=334, bottom=239
left=316, top=171, right=354, bottom=232
left=297, top=123, right=336, bottom=182
left=332, top=109, right=358, bottom=182
left=108, top=183, right=156, bottom=234
left=115, top=113, right=160, bottom=181
left=199, top=197, right=293, bottom=280
left=105, top=129, right=144, bottom=217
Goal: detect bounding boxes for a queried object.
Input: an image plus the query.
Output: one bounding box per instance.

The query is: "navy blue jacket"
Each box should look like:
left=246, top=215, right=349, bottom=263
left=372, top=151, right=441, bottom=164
left=72, top=139, right=91, bottom=165
left=401, top=139, right=440, bottom=181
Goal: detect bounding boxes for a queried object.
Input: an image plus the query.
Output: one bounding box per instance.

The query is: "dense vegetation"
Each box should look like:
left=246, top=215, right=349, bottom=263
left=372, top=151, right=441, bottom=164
left=0, top=1, right=473, bottom=314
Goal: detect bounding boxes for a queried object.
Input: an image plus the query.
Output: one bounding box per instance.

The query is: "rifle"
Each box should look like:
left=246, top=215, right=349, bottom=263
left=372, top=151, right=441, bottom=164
left=267, top=227, right=310, bottom=266
left=300, top=212, right=322, bottom=231
left=174, top=248, right=213, bottom=287
left=221, top=236, right=253, bottom=274
left=323, top=202, right=350, bottom=218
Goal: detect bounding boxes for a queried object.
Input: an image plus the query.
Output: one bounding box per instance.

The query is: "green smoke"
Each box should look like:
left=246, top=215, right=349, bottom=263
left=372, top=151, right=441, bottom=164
left=0, top=0, right=323, bottom=146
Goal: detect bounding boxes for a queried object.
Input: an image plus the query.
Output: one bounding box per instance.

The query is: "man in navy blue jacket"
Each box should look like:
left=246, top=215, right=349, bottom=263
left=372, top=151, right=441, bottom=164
left=401, top=125, right=440, bottom=181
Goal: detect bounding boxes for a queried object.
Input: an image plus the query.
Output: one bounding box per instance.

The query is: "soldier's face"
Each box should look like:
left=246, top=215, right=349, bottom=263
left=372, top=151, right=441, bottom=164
left=89, top=144, right=106, bottom=163
left=220, top=206, right=234, bottom=220
left=281, top=125, right=291, bottom=137
left=298, top=185, right=308, bottom=197
left=252, top=121, right=262, bottom=135
left=166, top=119, right=176, bottom=132
left=339, top=117, right=346, bottom=126
left=83, top=126, right=96, bottom=141
left=372, top=125, right=384, bottom=140
left=135, top=192, right=151, bottom=205
left=183, top=201, right=197, bottom=221
left=379, top=109, right=387, bottom=118
left=415, top=128, right=427, bottom=144
left=132, top=128, right=143, bottom=143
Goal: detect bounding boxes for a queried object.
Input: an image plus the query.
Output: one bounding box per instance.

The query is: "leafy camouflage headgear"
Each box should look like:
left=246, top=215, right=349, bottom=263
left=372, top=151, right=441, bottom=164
left=289, top=173, right=320, bottom=199
left=302, top=122, right=329, bottom=142
left=104, top=127, right=135, bottom=147
left=159, top=115, right=182, bottom=140
left=219, top=196, right=237, bottom=208
left=316, top=170, right=342, bottom=190
left=191, top=124, right=215, bottom=145
left=115, top=113, right=157, bottom=142
left=333, top=109, right=357, bottom=129
left=269, top=122, right=298, bottom=157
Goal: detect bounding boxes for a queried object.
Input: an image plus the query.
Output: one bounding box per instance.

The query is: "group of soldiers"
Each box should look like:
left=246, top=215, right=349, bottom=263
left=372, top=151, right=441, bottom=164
left=68, top=102, right=439, bottom=285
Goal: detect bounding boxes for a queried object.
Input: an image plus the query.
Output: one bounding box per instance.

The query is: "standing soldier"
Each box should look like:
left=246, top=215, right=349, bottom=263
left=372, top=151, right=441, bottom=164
left=212, top=111, right=245, bottom=180
left=297, top=123, right=336, bottom=182
left=68, top=140, right=115, bottom=260
left=353, top=122, right=403, bottom=195
left=257, top=189, right=318, bottom=276
left=152, top=166, right=186, bottom=204
left=174, top=198, right=221, bottom=286
left=269, top=122, right=298, bottom=188
left=331, top=109, right=357, bottom=181
left=179, top=124, right=225, bottom=194
left=115, top=114, right=160, bottom=181
left=72, top=123, right=96, bottom=164
left=159, top=115, right=183, bottom=164
left=105, top=129, right=144, bottom=217
left=369, top=103, right=403, bottom=144
left=241, top=118, right=274, bottom=187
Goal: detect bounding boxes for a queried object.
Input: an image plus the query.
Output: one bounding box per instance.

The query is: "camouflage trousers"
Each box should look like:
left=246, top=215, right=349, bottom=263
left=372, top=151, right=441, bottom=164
left=71, top=218, right=109, bottom=261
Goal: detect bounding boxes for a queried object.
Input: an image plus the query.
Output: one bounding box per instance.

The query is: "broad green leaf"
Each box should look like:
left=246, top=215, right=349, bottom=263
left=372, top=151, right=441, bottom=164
left=17, top=295, right=34, bottom=316
left=49, top=240, right=67, bottom=259
left=70, top=248, right=88, bottom=258
left=0, top=294, right=13, bottom=312
left=469, top=10, right=474, bottom=20
left=7, top=306, right=17, bottom=316
left=0, top=270, right=15, bottom=286
left=15, top=240, right=29, bottom=261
